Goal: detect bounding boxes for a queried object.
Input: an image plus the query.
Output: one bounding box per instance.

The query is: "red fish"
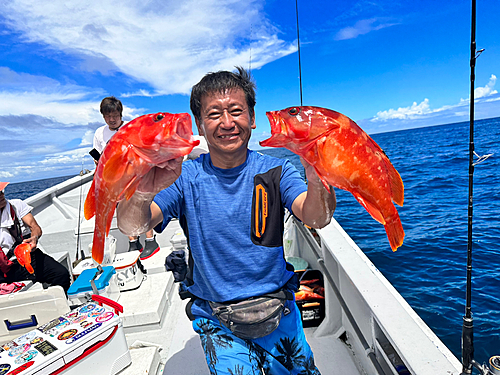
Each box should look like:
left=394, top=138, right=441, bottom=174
left=14, top=243, right=34, bottom=274
left=84, top=112, right=200, bottom=264
left=260, top=106, right=404, bottom=251
left=295, top=285, right=325, bottom=301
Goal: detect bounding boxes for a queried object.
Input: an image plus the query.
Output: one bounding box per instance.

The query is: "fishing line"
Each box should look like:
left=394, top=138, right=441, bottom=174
left=295, top=0, right=303, bottom=106
left=249, top=24, right=252, bottom=73
left=73, top=156, right=86, bottom=267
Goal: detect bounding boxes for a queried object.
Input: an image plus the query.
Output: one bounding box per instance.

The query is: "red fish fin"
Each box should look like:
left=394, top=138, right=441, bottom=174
left=368, top=136, right=404, bottom=207
left=386, top=160, right=404, bottom=206
left=84, top=178, right=96, bottom=220
left=25, top=256, right=34, bottom=274
left=123, top=178, right=141, bottom=201
left=102, top=151, right=130, bottom=184
left=115, top=176, right=141, bottom=202
left=384, top=214, right=405, bottom=252
left=353, top=194, right=385, bottom=224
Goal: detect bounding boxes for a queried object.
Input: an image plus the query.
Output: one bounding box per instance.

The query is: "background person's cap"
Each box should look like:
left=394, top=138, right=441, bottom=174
left=0, top=182, right=10, bottom=192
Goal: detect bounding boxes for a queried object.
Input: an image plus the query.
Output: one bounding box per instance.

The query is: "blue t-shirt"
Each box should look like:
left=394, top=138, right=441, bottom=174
left=154, top=150, right=307, bottom=318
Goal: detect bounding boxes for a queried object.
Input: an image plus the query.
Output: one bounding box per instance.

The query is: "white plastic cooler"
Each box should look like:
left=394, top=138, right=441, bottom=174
left=0, top=296, right=131, bottom=375
left=0, top=286, right=70, bottom=344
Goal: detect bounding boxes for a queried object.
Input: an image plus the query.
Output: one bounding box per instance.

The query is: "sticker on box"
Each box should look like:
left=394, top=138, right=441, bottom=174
left=35, top=341, right=58, bottom=356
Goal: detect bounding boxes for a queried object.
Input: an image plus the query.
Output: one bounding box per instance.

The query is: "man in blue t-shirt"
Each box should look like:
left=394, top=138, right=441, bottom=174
left=117, top=67, right=336, bottom=374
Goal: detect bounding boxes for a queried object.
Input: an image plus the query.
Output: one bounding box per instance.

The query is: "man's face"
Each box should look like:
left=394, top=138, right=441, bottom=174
left=103, top=110, right=122, bottom=130
left=195, top=88, right=255, bottom=161
left=0, top=192, right=6, bottom=210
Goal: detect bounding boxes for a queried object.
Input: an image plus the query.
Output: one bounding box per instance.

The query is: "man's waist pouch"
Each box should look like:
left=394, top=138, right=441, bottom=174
left=209, top=289, right=293, bottom=340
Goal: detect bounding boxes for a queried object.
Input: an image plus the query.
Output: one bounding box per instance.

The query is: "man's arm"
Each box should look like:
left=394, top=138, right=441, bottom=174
left=21, top=213, right=42, bottom=250
left=291, top=158, right=336, bottom=229
left=117, top=157, right=182, bottom=236
left=117, top=193, right=163, bottom=236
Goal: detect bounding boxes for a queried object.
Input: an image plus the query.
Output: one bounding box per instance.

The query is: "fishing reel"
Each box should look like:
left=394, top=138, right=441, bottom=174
left=463, top=356, right=500, bottom=375
left=488, top=356, right=500, bottom=375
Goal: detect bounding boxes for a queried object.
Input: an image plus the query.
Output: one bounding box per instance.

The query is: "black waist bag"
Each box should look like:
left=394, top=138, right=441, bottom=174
left=208, top=290, right=293, bottom=340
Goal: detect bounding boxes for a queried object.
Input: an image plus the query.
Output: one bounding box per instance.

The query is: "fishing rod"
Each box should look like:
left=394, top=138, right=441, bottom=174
left=73, top=156, right=88, bottom=268
left=461, top=1, right=496, bottom=374
left=295, top=0, right=303, bottom=106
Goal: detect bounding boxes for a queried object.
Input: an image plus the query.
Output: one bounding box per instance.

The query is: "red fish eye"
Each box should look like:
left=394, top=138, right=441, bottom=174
left=154, top=114, right=164, bottom=122
left=288, top=108, right=300, bottom=116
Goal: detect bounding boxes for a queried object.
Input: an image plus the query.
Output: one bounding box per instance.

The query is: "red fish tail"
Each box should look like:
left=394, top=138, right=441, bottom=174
left=84, top=178, right=97, bottom=220
left=384, top=158, right=404, bottom=206
left=384, top=213, right=405, bottom=252
left=91, top=229, right=105, bottom=265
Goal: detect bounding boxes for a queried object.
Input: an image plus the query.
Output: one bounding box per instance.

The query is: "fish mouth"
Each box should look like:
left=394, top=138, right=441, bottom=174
left=259, top=111, right=285, bottom=147
left=169, top=113, right=200, bottom=149
left=175, top=113, right=197, bottom=144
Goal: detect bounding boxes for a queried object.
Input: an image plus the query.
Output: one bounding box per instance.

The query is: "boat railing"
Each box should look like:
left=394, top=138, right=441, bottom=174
left=289, top=216, right=462, bottom=375
left=26, top=171, right=94, bottom=214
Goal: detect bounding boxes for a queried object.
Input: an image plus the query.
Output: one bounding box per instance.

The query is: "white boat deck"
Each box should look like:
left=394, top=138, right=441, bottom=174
left=5, top=173, right=462, bottom=375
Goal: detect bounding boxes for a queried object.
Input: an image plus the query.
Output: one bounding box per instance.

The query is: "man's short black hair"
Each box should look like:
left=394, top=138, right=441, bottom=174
left=190, top=66, right=256, bottom=122
left=100, top=96, right=123, bottom=116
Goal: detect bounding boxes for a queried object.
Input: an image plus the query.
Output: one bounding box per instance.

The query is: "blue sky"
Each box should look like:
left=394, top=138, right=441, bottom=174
left=1, top=0, right=499, bottom=183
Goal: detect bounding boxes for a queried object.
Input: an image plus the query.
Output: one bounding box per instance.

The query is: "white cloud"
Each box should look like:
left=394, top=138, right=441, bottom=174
left=0, top=171, right=15, bottom=179
left=79, top=130, right=95, bottom=147
left=335, top=18, right=398, bottom=41
left=0, top=67, right=143, bottom=124
left=372, top=75, right=498, bottom=123
left=358, top=75, right=500, bottom=134
left=474, top=74, right=497, bottom=99
left=2, top=0, right=296, bottom=96
left=374, top=99, right=432, bottom=121
left=1, top=147, right=96, bottom=182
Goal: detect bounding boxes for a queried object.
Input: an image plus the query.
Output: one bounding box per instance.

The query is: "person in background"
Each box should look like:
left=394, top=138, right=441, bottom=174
left=0, top=182, right=71, bottom=292
left=91, top=96, right=160, bottom=259
left=116, top=67, right=336, bottom=374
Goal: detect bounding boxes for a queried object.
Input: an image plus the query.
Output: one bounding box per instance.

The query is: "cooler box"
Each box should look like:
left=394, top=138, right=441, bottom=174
left=73, top=235, right=118, bottom=281
left=0, top=286, right=70, bottom=344
left=295, top=269, right=326, bottom=328
left=0, top=297, right=131, bottom=375
left=67, top=267, right=120, bottom=306
left=113, top=251, right=145, bottom=292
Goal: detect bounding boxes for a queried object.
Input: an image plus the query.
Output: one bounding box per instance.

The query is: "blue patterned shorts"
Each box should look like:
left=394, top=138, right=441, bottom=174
left=192, top=300, right=321, bottom=375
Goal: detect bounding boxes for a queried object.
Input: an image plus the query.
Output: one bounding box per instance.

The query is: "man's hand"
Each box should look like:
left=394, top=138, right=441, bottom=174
left=300, top=157, right=325, bottom=190
left=135, top=157, right=183, bottom=198
left=20, top=213, right=42, bottom=251
left=23, top=235, right=38, bottom=251
left=117, top=157, right=183, bottom=236
left=292, top=157, right=336, bottom=229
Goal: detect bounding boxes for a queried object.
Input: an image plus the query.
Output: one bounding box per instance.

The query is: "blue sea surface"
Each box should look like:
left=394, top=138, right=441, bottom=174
left=7, top=175, right=74, bottom=201
left=6, top=117, right=499, bottom=362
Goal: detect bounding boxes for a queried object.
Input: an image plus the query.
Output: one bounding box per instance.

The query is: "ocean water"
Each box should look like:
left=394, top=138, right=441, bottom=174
left=6, top=117, right=499, bottom=362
